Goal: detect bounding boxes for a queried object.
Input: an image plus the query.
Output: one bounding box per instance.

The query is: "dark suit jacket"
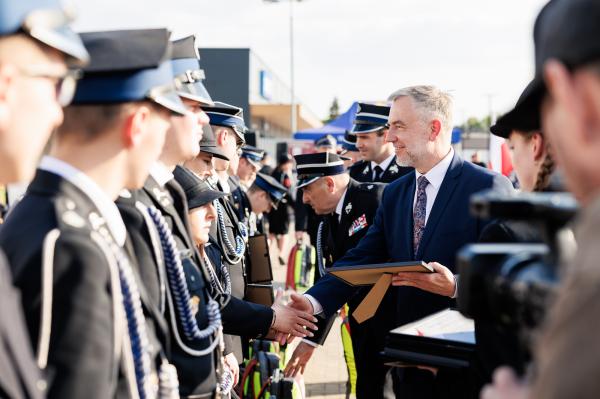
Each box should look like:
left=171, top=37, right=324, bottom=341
left=349, top=156, right=413, bottom=184
left=0, top=253, right=43, bottom=399
left=307, top=154, right=514, bottom=327
left=0, top=170, right=159, bottom=399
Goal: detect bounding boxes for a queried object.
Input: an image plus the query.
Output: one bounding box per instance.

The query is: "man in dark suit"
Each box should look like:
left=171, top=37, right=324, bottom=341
left=284, top=152, right=389, bottom=399
left=349, top=103, right=412, bottom=184
left=0, top=1, right=88, bottom=398
left=0, top=29, right=186, bottom=398
left=289, top=85, right=514, bottom=398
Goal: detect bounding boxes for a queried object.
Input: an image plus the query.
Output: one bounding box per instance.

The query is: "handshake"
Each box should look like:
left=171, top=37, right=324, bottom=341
left=268, top=291, right=316, bottom=344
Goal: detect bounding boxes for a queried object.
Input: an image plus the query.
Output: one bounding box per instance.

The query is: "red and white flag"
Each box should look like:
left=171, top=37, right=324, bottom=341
left=489, top=134, right=513, bottom=177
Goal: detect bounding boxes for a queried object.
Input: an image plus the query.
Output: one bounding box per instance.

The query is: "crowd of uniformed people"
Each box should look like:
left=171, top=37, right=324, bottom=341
left=2, top=0, right=600, bottom=399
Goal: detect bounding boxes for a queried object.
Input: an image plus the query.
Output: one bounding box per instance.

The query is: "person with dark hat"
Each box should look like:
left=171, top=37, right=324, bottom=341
left=480, top=0, right=600, bottom=398
left=314, top=134, right=338, bottom=153
left=341, top=130, right=361, bottom=167
left=174, top=166, right=317, bottom=388
left=184, top=124, right=229, bottom=181
left=237, top=145, right=264, bottom=189
left=235, top=172, right=288, bottom=236
left=349, top=102, right=413, bottom=183
left=283, top=152, right=388, bottom=399
left=0, top=1, right=88, bottom=398
left=0, top=28, right=185, bottom=399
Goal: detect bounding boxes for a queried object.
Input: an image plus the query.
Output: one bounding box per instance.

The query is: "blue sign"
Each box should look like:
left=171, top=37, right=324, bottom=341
left=259, top=70, right=273, bottom=101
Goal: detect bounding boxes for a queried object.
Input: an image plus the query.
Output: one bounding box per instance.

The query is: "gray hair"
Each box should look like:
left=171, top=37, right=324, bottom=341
left=388, top=85, right=454, bottom=135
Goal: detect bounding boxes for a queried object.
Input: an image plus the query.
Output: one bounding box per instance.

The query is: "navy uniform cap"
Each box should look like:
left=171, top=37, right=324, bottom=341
left=0, top=0, right=88, bottom=64
left=173, top=166, right=228, bottom=210
left=206, top=101, right=246, bottom=144
left=170, top=35, right=213, bottom=106
left=241, top=145, right=265, bottom=169
left=351, top=102, right=390, bottom=134
left=314, top=134, right=337, bottom=149
left=341, top=130, right=358, bottom=153
left=253, top=172, right=288, bottom=209
left=294, top=152, right=349, bottom=189
left=502, top=0, right=600, bottom=131
left=199, top=124, right=229, bottom=161
left=72, top=29, right=187, bottom=116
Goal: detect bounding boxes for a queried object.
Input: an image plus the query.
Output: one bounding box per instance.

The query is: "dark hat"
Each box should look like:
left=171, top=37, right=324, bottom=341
left=314, top=134, right=337, bottom=149
left=490, top=80, right=542, bottom=138
left=341, top=130, right=358, bottom=152
left=252, top=172, right=288, bottom=209
left=72, top=29, right=187, bottom=116
left=502, top=0, right=600, bottom=131
left=206, top=101, right=246, bottom=144
left=170, top=35, right=213, bottom=107
left=351, top=103, right=390, bottom=134
left=173, top=165, right=228, bottom=210
left=199, top=124, right=229, bottom=161
left=241, top=145, right=265, bottom=169
left=0, top=0, right=89, bottom=64
left=294, top=152, right=348, bottom=189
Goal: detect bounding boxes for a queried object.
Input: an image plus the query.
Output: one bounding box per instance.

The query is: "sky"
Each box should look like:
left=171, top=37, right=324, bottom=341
left=69, top=0, right=548, bottom=125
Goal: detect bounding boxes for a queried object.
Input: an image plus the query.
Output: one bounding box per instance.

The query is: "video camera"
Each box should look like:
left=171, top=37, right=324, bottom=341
left=457, top=190, right=578, bottom=370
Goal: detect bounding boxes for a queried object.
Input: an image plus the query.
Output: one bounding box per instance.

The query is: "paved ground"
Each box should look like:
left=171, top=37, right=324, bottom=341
left=270, top=234, right=349, bottom=399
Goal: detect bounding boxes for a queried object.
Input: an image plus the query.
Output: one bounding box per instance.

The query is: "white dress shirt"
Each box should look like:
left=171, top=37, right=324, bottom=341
left=38, top=156, right=127, bottom=246
left=149, top=162, right=174, bottom=188
left=371, top=153, right=395, bottom=181
left=412, top=147, right=454, bottom=225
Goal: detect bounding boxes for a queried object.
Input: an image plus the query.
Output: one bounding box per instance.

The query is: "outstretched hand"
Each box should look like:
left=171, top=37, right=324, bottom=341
left=391, top=262, right=456, bottom=297
left=284, top=341, right=316, bottom=377
left=271, top=290, right=318, bottom=339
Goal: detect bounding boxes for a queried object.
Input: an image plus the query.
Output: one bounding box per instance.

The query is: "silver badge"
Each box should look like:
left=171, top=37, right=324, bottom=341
left=362, top=165, right=369, bottom=175
left=62, top=210, right=86, bottom=228
left=345, top=202, right=352, bottom=214
left=153, top=187, right=171, bottom=207
left=367, top=184, right=374, bottom=190
left=389, top=164, right=399, bottom=174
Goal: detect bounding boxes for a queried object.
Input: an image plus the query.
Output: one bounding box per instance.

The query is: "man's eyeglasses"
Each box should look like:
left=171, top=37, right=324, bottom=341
left=17, top=66, right=82, bottom=106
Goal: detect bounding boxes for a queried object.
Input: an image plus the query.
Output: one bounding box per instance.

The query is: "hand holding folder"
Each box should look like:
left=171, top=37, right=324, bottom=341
left=327, top=261, right=434, bottom=323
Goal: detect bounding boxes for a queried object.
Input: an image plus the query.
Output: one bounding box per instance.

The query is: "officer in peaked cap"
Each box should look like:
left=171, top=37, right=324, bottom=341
left=340, top=130, right=361, bottom=167
left=287, top=151, right=389, bottom=399
left=234, top=172, right=288, bottom=236
left=349, top=102, right=412, bottom=183
left=0, top=28, right=184, bottom=399
left=0, top=2, right=88, bottom=398
left=314, top=134, right=337, bottom=153
left=231, top=145, right=266, bottom=232
left=170, top=35, right=214, bottom=107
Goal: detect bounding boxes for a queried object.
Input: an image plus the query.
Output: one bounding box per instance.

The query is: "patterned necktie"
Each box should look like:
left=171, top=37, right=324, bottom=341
left=413, top=175, right=429, bottom=256
left=373, top=165, right=383, bottom=181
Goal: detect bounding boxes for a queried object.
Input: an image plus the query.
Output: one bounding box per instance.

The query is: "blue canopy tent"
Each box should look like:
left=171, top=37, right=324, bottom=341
left=293, top=102, right=358, bottom=141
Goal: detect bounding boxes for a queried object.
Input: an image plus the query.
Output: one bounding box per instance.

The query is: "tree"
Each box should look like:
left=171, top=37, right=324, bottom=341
left=326, top=97, right=340, bottom=123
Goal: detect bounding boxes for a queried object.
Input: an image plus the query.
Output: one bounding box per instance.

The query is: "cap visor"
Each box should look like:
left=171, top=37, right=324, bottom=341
left=150, top=88, right=188, bottom=116
left=201, top=145, right=229, bottom=161
left=247, top=159, right=262, bottom=170
left=188, top=191, right=229, bottom=210
left=177, top=81, right=214, bottom=107
left=29, top=24, right=90, bottom=65
left=297, top=176, right=320, bottom=189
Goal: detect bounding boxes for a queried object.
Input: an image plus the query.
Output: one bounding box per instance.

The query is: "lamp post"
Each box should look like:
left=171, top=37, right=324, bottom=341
left=264, top=0, right=301, bottom=136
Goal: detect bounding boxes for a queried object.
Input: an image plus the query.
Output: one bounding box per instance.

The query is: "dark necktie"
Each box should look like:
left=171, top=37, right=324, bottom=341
left=413, top=175, right=429, bottom=256
left=373, top=165, right=383, bottom=181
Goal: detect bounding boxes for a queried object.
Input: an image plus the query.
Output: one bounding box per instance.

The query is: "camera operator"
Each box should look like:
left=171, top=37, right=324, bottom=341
left=481, top=0, right=600, bottom=398
left=471, top=106, right=557, bottom=390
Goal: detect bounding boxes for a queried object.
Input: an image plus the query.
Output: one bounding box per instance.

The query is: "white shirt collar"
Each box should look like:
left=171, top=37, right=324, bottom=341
left=218, top=175, right=231, bottom=193
left=149, top=162, right=174, bottom=188
left=38, top=156, right=127, bottom=246
left=371, top=153, right=396, bottom=173
left=334, top=187, right=349, bottom=221
left=415, top=147, right=454, bottom=190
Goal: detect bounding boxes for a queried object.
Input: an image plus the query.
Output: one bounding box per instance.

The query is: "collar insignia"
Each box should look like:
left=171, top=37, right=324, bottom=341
left=389, top=164, right=399, bottom=174
left=345, top=202, right=353, bottom=214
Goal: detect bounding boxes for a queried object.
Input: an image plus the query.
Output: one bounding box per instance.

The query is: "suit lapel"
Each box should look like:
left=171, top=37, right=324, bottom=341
left=339, top=180, right=358, bottom=239
left=415, top=153, right=463, bottom=259
left=382, top=155, right=397, bottom=181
